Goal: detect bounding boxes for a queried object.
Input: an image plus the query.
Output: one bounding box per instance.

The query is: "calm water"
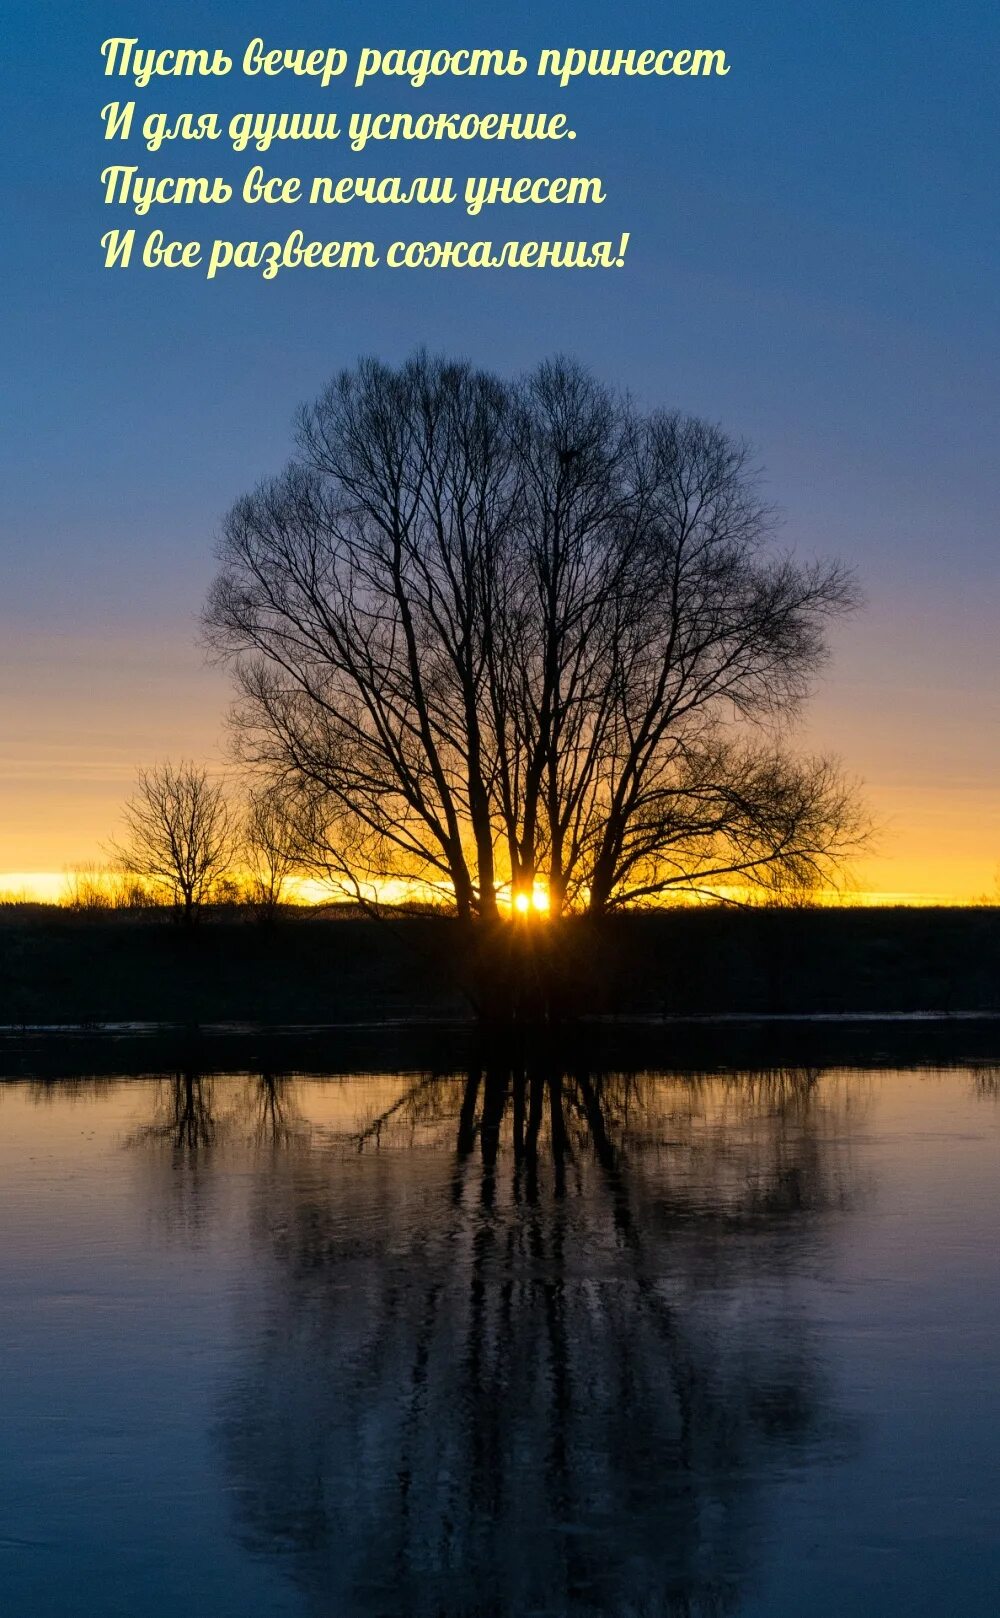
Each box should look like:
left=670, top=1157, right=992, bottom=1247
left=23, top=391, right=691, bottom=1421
left=2, top=1061, right=999, bottom=1616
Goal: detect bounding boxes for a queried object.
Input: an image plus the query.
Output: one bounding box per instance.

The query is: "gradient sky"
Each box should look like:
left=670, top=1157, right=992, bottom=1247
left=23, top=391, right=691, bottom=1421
left=2, top=0, right=998, bottom=899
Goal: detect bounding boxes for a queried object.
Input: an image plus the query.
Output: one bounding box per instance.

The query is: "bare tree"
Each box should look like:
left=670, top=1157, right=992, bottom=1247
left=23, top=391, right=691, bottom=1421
left=205, top=353, right=863, bottom=921
left=111, top=761, right=232, bottom=921
left=240, top=782, right=303, bottom=915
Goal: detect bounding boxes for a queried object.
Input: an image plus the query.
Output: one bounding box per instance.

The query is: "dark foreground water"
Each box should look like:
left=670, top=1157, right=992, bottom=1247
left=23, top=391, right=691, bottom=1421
left=2, top=1060, right=999, bottom=1617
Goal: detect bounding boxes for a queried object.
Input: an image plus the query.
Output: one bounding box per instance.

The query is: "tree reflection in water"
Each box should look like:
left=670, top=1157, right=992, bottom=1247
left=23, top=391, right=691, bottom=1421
left=209, top=1064, right=865, bottom=1618
left=132, top=1071, right=220, bottom=1152
left=127, top=1071, right=305, bottom=1153
left=125, top=1071, right=304, bottom=1232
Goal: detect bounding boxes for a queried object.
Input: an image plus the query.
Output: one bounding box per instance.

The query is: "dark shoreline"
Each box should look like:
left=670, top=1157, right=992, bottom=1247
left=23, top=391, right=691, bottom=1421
left=2, top=905, right=999, bottom=1071
left=3, top=1012, right=1000, bottom=1083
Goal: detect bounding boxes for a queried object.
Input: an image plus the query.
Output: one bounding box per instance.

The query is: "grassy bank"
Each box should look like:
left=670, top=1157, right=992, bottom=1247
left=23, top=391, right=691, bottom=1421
left=1, top=904, right=999, bottom=1029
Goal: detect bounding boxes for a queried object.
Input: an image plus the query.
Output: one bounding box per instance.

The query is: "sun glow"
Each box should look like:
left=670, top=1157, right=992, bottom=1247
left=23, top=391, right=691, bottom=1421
left=512, top=885, right=551, bottom=917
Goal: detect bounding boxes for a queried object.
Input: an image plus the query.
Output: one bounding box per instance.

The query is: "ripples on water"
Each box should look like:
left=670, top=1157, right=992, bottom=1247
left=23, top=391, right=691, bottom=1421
left=2, top=1061, right=999, bottom=1616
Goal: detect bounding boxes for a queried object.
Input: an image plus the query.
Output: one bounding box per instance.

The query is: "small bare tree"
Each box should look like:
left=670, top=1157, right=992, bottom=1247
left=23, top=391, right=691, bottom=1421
left=111, top=762, right=232, bottom=922
left=240, top=783, right=303, bottom=915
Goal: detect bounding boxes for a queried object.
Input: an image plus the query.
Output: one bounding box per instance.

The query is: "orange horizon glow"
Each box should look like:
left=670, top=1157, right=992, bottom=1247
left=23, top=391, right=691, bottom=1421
left=2, top=620, right=998, bottom=915
left=1, top=868, right=996, bottom=911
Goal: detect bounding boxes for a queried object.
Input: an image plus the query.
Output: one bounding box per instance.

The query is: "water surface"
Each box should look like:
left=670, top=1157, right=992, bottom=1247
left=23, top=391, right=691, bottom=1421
left=2, top=1061, right=999, bottom=1616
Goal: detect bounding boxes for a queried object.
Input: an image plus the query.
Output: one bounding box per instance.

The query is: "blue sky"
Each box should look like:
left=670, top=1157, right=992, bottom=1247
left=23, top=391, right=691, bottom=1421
left=2, top=0, right=998, bottom=894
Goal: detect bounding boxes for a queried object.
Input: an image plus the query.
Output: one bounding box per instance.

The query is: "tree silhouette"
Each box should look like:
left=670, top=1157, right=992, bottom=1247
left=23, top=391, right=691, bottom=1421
left=110, top=760, right=232, bottom=921
left=205, top=353, right=862, bottom=921
left=240, top=783, right=303, bottom=917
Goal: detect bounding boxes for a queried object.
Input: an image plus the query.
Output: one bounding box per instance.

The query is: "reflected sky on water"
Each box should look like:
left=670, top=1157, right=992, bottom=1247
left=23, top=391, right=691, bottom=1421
left=2, top=1061, right=999, bottom=1616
